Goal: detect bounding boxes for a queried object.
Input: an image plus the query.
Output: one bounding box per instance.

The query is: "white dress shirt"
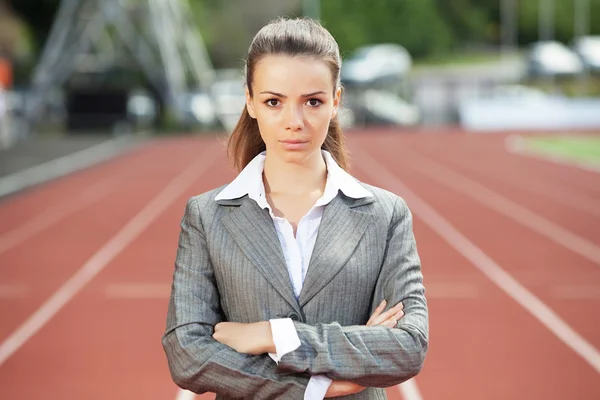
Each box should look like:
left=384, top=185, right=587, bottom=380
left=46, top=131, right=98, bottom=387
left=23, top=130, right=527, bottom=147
left=215, top=150, right=372, bottom=399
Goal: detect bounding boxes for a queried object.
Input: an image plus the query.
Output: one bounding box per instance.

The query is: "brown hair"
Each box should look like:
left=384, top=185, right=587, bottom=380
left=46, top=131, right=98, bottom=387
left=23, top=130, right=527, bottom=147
left=226, top=17, right=349, bottom=171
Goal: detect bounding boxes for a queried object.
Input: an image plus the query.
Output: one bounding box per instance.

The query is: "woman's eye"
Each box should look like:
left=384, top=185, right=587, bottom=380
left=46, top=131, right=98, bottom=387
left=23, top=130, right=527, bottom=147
left=266, top=99, right=280, bottom=107
left=307, top=99, right=322, bottom=107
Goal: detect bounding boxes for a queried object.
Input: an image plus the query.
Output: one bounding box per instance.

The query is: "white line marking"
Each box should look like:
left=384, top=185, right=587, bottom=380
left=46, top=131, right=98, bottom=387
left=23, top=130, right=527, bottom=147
left=0, top=143, right=220, bottom=367
left=358, top=149, right=600, bottom=374
left=0, top=135, right=141, bottom=198
left=104, top=283, right=170, bottom=299
left=0, top=285, right=28, bottom=299
left=0, top=175, right=118, bottom=256
left=403, top=150, right=600, bottom=266
left=444, top=138, right=600, bottom=218
left=554, top=285, right=600, bottom=299
left=506, top=134, right=600, bottom=174
left=398, top=378, right=423, bottom=400
left=175, top=390, right=196, bottom=400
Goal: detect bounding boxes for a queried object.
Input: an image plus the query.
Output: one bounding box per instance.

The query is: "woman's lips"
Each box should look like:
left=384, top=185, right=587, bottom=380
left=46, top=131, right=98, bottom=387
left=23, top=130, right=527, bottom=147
left=280, top=139, right=308, bottom=150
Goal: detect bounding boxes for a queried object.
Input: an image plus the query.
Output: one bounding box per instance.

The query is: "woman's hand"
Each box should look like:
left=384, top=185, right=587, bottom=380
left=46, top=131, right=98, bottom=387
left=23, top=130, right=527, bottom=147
left=325, top=380, right=367, bottom=398
left=366, top=299, right=404, bottom=328
left=325, top=299, right=405, bottom=397
left=213, top=301, right=404, bottom=397
left=213, top=321, right=275, bottom=355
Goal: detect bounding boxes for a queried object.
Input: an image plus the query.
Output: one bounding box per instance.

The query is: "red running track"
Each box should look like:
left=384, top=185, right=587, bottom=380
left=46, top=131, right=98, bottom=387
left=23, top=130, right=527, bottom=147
left=0, top=130, right=598, bottom=399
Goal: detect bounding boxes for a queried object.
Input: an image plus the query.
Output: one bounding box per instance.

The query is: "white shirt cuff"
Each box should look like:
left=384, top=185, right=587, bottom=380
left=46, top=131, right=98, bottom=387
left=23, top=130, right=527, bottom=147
left=268, top=318, right=301, bottom=364
left=305, top=375, right=333, bottom=400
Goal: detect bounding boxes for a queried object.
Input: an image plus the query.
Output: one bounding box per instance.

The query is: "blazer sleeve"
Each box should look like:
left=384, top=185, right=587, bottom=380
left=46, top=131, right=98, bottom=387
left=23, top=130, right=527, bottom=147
left=275, top=197, right=429, bottom=388
left=161, top=197, right=309, bottom=398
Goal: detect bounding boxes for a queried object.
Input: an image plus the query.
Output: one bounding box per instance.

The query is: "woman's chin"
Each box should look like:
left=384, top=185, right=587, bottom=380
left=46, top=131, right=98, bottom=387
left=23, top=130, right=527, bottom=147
left=277, top=148, right=320, bottom=165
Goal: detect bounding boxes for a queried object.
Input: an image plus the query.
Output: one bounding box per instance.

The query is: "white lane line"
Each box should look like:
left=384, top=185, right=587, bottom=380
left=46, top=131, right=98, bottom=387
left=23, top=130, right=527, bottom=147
left=446, top=145, right=600, bottom=218
left=0, top=175, right=119, bottom=256
left=0, top=285, right=28, bottom=299
left=358, top=149, right=600, bottom=374
left=398, top=378, right=423, bottom=400
left=554, top=285, right=600, bottom=299
left=506, top=134, right=600, bottom=174
left=175, top=390, right=196, bottom=400
left=0, top=143, right=220, bottom=367
left=402, top=150, right=600, bottom=267
left=0, top=135, right=141, bottom=198
left=104, top=283, right=170, bottom=299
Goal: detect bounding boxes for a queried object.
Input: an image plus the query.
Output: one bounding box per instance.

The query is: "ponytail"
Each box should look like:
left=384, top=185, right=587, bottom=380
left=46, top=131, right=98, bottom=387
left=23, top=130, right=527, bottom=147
left=227, top=106, right=265, bottom=172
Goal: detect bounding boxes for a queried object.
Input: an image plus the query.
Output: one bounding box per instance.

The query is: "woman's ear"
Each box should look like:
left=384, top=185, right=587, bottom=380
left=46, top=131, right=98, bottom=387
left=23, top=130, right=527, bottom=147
left=246, top=87, right=256, bottom=119
left=332, top=87, right=342, bottom=118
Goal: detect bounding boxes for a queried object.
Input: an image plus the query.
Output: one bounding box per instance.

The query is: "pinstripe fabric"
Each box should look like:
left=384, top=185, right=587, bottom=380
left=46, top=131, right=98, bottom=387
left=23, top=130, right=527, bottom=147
left=162, top=182, right=428, bottom=399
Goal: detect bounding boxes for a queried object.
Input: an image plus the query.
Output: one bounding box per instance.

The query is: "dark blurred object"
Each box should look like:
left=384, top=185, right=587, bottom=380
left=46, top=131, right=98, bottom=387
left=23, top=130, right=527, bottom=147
left=21, top=0, right=216, bottom=137
left=65, top=83, right=159, bottom=134
left=572, top=35, right=600, bottom=73
left=526, top=41, right=584, bottom=78
left=66, top=89, right=128, bottom=132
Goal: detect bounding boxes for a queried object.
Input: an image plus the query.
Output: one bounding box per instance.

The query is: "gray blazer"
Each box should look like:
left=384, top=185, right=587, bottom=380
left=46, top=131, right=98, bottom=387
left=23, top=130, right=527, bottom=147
left=162, top=182, right=428, bottom=400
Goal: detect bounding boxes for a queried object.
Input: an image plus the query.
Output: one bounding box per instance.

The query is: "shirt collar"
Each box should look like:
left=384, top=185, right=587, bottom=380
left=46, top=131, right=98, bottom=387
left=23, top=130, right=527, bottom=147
left=214, top=150, right=372, bottom=205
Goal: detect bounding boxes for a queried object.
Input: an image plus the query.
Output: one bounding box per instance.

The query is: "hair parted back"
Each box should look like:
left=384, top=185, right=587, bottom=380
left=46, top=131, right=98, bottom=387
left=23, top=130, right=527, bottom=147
left=226, top=16, right=349, bottom=172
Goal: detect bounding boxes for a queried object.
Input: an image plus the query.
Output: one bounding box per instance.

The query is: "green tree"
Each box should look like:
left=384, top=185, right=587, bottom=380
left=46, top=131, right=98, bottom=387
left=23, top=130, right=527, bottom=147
left=321, top=0, right=453, bottom=58
left=434, top=0, right=489, bottom=43
left=518, top=0, right=600, bottom=45
left=7, top=0, right=60, bottom=54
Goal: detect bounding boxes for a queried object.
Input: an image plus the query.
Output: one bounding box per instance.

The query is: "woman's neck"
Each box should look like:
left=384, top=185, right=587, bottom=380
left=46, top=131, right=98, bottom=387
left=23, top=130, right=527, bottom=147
left=263, top=151, right=327, bottom=196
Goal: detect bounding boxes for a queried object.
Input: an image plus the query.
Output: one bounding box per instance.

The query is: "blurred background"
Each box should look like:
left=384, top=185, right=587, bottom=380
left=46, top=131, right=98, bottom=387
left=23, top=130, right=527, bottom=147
left=1, top=0, right=599, bottom=142
left=0, top=1, right=599, bottom=399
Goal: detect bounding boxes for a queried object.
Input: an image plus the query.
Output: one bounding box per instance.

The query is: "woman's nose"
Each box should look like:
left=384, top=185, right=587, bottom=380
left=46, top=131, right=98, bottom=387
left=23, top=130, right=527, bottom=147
left=286, top=105, right=304, bottom=131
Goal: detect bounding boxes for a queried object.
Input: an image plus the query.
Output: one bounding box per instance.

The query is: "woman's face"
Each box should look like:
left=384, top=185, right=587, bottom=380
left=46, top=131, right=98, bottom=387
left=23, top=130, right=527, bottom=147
left=246, top=55, right=341, bottom=165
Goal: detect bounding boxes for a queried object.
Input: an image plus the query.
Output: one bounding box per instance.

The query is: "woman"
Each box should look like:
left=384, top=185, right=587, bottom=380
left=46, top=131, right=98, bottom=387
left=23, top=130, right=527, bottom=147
left=162, top=17, right=428, bottom=399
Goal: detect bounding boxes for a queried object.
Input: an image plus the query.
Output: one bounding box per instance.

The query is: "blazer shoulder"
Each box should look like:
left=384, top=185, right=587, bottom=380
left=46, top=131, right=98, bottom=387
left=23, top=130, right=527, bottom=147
left=358, top=182, right=408, bottom=208
left=184, top=184, right=229, bottom=213
left=354, top=181, right=413, bottom=229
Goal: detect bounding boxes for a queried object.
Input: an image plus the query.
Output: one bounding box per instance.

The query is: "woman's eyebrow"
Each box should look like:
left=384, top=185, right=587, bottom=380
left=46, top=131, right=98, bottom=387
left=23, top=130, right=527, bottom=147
left=259, top=91, right=285, bottom=97
left=259, top=90, right=326, bottom=98
left=301, top=91, right=327, bottom=97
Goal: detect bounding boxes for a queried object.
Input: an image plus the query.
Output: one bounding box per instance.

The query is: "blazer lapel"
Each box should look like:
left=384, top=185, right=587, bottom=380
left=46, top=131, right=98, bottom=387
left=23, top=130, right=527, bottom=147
left=220, top=197, right=301, bottom=314
left=298, top=194, right=374, bottom=307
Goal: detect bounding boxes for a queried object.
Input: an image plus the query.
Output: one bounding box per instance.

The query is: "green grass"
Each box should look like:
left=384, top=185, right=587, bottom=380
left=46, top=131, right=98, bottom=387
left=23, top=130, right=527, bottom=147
left=520, top=135, right=600, bottom=166
left=413, top=50, right=522, bottom=69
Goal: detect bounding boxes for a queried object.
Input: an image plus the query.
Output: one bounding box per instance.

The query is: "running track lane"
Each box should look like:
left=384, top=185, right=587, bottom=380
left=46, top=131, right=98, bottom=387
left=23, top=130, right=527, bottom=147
left=0, top=138, right=218, bottom=341
left=404, top=133, right=600, bottom=242
left=350, top=132, right=600, bottom=399
left=0, top=137, right=224, bottom=398
left=1, top=132, right=599, bottom=398
left=0, top=137, right=402, bottom=400
left=358, top=132, right=600, bottom=347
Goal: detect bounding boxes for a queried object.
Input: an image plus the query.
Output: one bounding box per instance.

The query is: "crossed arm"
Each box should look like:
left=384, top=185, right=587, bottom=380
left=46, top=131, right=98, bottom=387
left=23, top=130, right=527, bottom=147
left=212, top=299, right=405, bottom=397
left=275, top=198, right=428, bottom=387
left=162, top=197, right=428, bottom=397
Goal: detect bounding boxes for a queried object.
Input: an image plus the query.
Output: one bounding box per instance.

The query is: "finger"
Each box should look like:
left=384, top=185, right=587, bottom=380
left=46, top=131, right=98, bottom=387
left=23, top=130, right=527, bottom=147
left=371, top=302, right=403, bottom=326
left=371, top=300, right=386, bottom=317
left=367, top=300, right=387, bottom=326
left=388, top=311, right=403, bottom=326
left=385, top=310, right=404, bottom=327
